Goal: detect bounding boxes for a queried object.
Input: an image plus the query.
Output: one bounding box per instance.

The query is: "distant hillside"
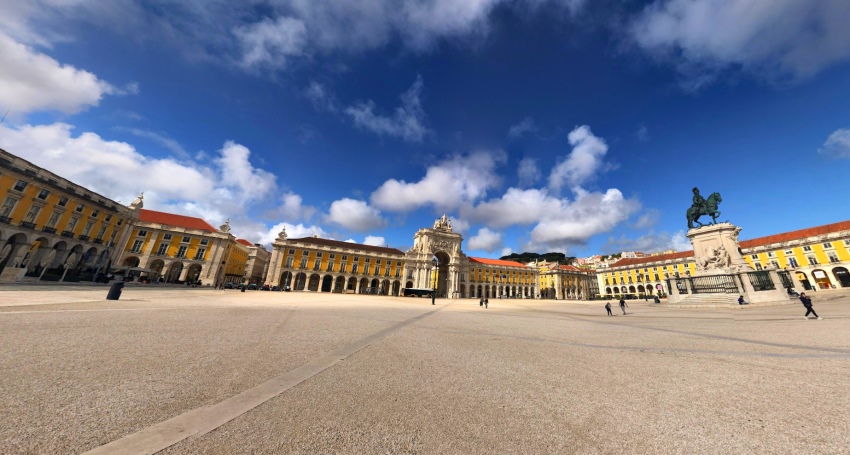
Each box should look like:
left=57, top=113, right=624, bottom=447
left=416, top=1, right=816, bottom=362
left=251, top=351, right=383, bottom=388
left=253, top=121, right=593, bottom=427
left=499, top=252, right=576, bottom=265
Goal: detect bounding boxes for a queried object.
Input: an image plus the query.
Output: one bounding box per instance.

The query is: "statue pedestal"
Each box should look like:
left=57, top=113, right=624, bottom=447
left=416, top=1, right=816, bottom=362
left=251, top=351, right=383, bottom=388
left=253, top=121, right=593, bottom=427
left=666, top=223, right=788, bottom=306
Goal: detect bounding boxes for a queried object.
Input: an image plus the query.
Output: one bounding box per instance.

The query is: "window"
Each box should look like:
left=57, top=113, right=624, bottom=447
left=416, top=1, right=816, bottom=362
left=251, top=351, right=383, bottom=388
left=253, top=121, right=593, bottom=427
left=95, top=226, right=106, bottom=240
left=66, top=216, right=79, bottom=232
left=823, top=242, right=833, bottom=249
left=58, top=197, right=68, bottom=207
left=37, top=189, right=49, bottom=200
left=156, top=244, right=168, bottom=256
left=654, top=274, right=660, bottom=281
left=751, top=254, right=759, bottom=260
left=13, top=180, right=27, bottom=191
left=351, top=263, right=358, bottom=273
left=289, top=249, right=296, bottom=254
left=828, top=253, right=839, bottom=263
left=82, top=221, right=94, bottom=236
left=754, top=263, right=762, bottom=270
left=384, top=268, right=390, bottom=277
left=163, top=234, right=172, bottom=240
left=354, top=256, right=359, bottom=262
left=313, top=259, right=321, bottom=270
left=342, top=255, right=348, bottom=260
left=807, top=256, right=818, bottom=266
left=1, top=196, right=18, bottom=217
left=75, top=204, right=84, bottom=213
left=767, top=251, right=776, bottom=257
left=200, top=239, right=209, bottom=245
left=845, top=240, right=850, bottom=246
left=299, top=258, right=307, bottom=269
left=182, top=236, right=190, bottom=243
left=397, top=261, right=402, bottom=266
left=340, top=262, right=347, bottom=273
left=130, top=240, right=144, bottom=253
left=176, top=246, right=188, bottom=258
left=23, top=205, right=41, bottom=223
left=46, top=211, right=61, bottom=228
left=326, top=262, right=335, bottom=272
left=329, top=254, right=335, bottom=259
left=803, top=246, right=812, bottom=252
left=784, top=249, right=793, bottom=255
left=317, top=252, right=323, bottom=258
left=285, top=257, right=294, bottom=268
left=90, top=210, right=99, bottom=218
left=194, top=248, right=206, bottom=260
left=117, top=219, right=122, bottom=226
left=365, top=258, right=371, bottom=263
left=376, top=259, right=381, bottom=264
left=137, top=230, right=148, bottom=237
left=771, top=261, right=780, bottom=269
left=105, top=214, right=112, bottom=222
left=788, top=257, right=799, bottom=268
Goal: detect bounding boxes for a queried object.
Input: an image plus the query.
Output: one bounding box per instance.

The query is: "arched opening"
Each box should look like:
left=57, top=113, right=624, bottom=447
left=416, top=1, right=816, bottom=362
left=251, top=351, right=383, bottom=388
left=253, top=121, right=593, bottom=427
left=165, top=261, right=183, bottom=283
left=392, top=280, right=401, bottom=296
left=796, top=272, right=813, bottom=290
left=833, top=267, right=850, bottom=288
left=308, top=274, right=320, bottom=291
left=123, top=257, right=141, bottom=267
left=321, top=275, right=333, bottom=292
left=295, top=272, right=307, bottom=290
left=149, top=259, right=165, bottom=282
left=186, top=264, right=202, bottom=283
left=459, top=284, right=466, bottom=298
left=334, top=276, right=345, bottom=293
left=405, top=281, right=413, bottom=289
left=434, top=251, right=451, bottom=298
left=637, top=285, right=645, bottom=295
left=0, top=233, right=30, bottom=273
left=359, top=277, right=369, bottom=293
left=380, top=279, right=390, bottom=295
left=351, top=277, right=361, bottom=291
left=811, top=269, right=833, bottom=290
left=280, top=271, right=293, bottom=289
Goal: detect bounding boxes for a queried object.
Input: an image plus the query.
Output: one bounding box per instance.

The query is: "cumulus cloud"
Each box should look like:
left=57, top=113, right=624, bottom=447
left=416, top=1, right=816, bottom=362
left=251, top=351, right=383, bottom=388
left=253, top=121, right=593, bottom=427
left=268, top=192, right=316, bottom=221
left=363, top=235, right=386, bottom=246
left=233, top=16, right=308, bottom=71
left=468, top=227, right=502, bottom=252
left=0, top=32, right=123, bottom=115
left=603, top=229, right=691, bottom=255
left=508, top=117, right=537, bottom=139
left=371, top=150, right=505, bottom=212
left=630, top=0, right=850, bottom=87
left=517, top=157, right=542, bottom=187
left=818, top=128, right=850, bottom=159
left=253, top=221, right=329, bottom=246
left=0, top=121, right=278, bottom=231
left=345, top=76, right=429, bottom=142
left=500, top=247, right=514, bottom=257
left=325, top=198, right=387, bottom=232
left=633, top=209, right=661, bottom=229
left=304, top=80, right=338, bottom=112
left=548, top=125, right=611, bottom=192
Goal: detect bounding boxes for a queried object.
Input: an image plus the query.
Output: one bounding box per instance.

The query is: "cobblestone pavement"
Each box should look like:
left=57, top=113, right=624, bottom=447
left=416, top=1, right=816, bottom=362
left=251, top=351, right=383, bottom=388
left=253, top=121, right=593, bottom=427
left=1, top=286, right=848, bottom=454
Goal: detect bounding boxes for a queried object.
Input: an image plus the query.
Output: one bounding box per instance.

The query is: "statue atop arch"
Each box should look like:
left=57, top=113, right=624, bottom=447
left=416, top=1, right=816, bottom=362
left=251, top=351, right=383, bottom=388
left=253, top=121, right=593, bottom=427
left=434, top=214, right=452, bottom=232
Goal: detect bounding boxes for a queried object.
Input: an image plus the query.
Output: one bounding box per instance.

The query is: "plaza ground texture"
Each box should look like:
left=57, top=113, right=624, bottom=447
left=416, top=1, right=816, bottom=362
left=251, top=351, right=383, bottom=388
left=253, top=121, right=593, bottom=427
left=1, top=285, right=849, bottom=454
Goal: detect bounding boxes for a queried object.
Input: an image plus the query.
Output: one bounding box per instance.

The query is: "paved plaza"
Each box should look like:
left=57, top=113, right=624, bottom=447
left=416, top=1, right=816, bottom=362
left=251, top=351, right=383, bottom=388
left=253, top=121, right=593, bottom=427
left=1, top=286, right=849, bottom=454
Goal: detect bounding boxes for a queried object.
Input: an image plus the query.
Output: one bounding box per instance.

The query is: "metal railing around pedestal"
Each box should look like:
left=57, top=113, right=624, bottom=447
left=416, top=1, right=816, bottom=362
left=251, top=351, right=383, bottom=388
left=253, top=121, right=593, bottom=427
left=748, top=271, right=776, bottom=291
left=777, top=270, right=793, bottom=289
left=689, top=275, right=739, bottom=294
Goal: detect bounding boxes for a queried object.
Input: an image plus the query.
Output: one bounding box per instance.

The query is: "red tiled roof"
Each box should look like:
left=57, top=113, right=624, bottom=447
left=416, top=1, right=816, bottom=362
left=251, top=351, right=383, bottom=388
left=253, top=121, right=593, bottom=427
left=290, top=237, right=405, bottom=256
left=740, top=220, right=850, bottom=249
left=469, top=257, right=529, bottom=268
left=555, top=264, right=581, bottom=271
left=237, top=239, right=253, bottom=246
left=139, top=209, right=218, bottom=232
left=610, top=250, right=695, bottom=268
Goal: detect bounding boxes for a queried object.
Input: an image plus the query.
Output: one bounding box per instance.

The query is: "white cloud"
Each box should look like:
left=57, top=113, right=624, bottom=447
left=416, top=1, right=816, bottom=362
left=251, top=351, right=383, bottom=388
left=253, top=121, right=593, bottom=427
left=304, top=81, right=338, bottom=112
left=0, top=121, right=280, bottom=233
left=345, top=75, right=429, bottom=142
left=468, top=227, right=502, bottom=252
left=603, top=229, right=691, bottom=255
left=254, top=222, right=329, bottom=246
left=325, top=198, right=387, bottom=232
left=115, top=127, right=189, bottom=158
left=233, top=16, right=308, bottom=71
left=630, top=0, right=850, bottom=87
left=363, top=235, right=386, bottom=246
left=464, top=188, right=561, bottom=228
left=273, top=192, right=317, bottom=221
left=508, top=116, right=537, bottom=139
left=500, top=247, right=513, bottom=257
left=633, top=209, right=661, bottom=229
left=448, top=216, right=470, bottom=233
left=818, top=128, right=850, bottom=159
left=371, top=150, right=504, bottom=212
left=517, top=157, right=541, bottom=187
left=0, top=32, right=122, bottom=115
left=548, top=125, right=610, bottom=192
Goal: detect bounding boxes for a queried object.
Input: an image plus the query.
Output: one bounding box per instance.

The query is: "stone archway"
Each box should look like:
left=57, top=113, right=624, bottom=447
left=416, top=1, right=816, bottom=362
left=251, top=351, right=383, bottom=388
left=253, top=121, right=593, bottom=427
left=348, top=277, right=358, bottom=292
left=321, top=275, right=333, bottom=292
left=308, top=274, right=320, bottom=291
left=833, top=267, right=850, bottom=288
left=186, top=263, right=203, bottom=283
left=149, top=259, right=165, bottom=281
left=280, top=271, right=293, bottom=289
left=359, top=277, right=369, bottom=293
left=123, top=257, right=141, bottom=267
left=392, top=280, right=401, bottom=296
left=380, top=279, right=390, bottom=295
left=295, top=272, right=307, bottom=290
left=334, top=276, right=345, bottom=293
left=165, top=261, right=182, bottom=283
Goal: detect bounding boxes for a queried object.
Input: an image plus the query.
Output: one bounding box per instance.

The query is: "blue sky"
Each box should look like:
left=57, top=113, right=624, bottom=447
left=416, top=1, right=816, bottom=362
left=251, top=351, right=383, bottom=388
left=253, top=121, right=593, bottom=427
left=1, top=0, right=849, bottom=258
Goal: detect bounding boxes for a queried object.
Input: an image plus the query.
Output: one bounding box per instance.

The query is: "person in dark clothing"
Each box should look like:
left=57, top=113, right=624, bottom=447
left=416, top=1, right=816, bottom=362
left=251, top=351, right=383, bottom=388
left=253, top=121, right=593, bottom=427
left=799, top=293, right=822, bottom=320
left=738, top=295, right=746, bottom=305
left=484, top=298, right=488, bottom=309
left=605, top=302, right=612, bottom=316
left=480, top=297, right=484, bottom=307
left=619, top=298, right=628, bottom=315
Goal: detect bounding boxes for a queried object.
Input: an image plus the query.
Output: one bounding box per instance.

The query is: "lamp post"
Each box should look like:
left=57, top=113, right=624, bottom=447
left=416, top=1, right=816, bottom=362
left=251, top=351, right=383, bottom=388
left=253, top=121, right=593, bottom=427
left=431, top=256, right=438, bottom=305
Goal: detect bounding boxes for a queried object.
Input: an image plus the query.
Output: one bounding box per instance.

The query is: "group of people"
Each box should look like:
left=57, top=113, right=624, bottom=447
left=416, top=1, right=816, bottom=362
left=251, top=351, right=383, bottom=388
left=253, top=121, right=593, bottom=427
left=479, top=297, right=489, bottom=309
left=604, top=299, right=628, bottom=316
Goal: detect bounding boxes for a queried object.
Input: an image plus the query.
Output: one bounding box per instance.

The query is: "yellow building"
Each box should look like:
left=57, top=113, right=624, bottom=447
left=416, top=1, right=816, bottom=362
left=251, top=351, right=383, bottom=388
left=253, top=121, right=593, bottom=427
left=538, top=262, right=599, bottom=300
left=599, top=220, right=850, bottom=297
left=117, top=204, right=235, bottom=285
left=221, top=239, right=251, bottom=285
left=0, top=148, right=137, bottom=282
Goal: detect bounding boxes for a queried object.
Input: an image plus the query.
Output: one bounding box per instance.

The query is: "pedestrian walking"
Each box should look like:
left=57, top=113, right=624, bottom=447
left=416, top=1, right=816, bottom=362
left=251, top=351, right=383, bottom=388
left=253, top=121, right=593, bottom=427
left=799, top=292, right=822, bottom=320
left=619, top=298, right=628, bottom=315
left=480, top=297, right=484, bottom=307
left=484, top=298, right=489, bottom=309
left=605, top=302, right=612, bottom=316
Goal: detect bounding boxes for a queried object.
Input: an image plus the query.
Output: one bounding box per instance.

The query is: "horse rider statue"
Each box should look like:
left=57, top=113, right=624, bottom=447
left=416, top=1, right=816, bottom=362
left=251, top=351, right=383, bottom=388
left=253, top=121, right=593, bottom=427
left=686, top=187, right=723, bottom=229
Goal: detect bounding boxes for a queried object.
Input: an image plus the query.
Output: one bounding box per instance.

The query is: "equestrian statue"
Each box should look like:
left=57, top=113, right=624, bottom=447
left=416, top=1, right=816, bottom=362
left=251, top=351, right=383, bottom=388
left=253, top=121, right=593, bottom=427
left=686, top=187, right=722, bottom=229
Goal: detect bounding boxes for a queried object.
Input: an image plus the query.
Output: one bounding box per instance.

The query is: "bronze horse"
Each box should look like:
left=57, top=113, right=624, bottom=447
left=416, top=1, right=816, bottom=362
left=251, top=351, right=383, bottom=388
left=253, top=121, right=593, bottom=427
left=686, top=192, right=722, bottom=229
